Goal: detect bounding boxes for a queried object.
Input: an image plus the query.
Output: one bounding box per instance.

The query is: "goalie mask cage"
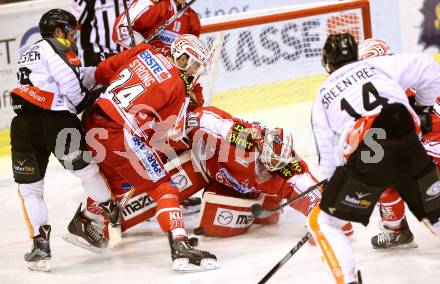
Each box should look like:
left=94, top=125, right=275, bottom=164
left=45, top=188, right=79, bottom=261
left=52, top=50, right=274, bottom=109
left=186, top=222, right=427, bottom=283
left=198, top=0, right=372, bottom=162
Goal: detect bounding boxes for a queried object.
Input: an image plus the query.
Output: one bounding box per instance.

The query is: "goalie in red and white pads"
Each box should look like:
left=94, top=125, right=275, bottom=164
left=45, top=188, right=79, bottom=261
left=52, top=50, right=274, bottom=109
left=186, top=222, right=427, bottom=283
left=167, top=106, right=353, bottom=238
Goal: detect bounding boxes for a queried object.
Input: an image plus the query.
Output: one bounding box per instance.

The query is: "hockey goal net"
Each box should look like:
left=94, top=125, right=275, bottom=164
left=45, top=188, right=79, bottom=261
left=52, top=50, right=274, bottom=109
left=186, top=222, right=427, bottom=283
left=198, top=0, right=372, bottom=166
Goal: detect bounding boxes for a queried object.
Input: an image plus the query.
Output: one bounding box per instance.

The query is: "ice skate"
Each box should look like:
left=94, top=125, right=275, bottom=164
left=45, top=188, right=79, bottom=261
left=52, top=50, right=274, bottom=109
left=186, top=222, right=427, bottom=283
left=348, top=270, right=363, bottom=284
left=169, top=233, right=218, bottom=272
left=99, top=200, right=122, bottom=228
left=25, top=225, right=51, bottom=272
left=371, top=218, right=417, bottom=249
left=62, top=204, right=108, bottom=253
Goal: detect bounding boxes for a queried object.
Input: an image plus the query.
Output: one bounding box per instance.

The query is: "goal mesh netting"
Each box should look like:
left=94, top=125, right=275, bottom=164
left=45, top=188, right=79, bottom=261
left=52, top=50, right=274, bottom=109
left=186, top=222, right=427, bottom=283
left=198, top=0, right=371, bottom=164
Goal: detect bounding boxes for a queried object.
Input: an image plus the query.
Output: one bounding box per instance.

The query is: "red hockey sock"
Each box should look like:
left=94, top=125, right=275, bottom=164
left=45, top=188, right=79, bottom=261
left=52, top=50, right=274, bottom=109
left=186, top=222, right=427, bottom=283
left=153, top=182, right=185, bottom=234
left=378, top=188, right=405, bottom=230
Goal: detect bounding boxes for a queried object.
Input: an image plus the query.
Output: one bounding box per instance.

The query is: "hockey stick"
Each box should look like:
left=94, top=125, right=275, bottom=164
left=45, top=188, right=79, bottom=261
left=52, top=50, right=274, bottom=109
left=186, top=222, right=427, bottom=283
left=108, top=186, right=135, bottom=248
left=122, top=0, right=136, bottom=48
left=251, top=179, right=327, bottom=219
left=258, top=232, right=312, bottom=284
left=144, top=0, right=197, bottom=44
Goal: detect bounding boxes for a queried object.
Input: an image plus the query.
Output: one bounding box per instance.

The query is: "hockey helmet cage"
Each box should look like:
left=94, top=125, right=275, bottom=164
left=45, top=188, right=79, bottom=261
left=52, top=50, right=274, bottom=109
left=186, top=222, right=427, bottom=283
left=259, top=128, right=293, bottom=171
left=171, top=34, right=209, bottom=75
left=39, top=9, right=77, bottom=38
left=322, top=33, right=358, bottom=73
left=358, top=38, right=391, bottom=60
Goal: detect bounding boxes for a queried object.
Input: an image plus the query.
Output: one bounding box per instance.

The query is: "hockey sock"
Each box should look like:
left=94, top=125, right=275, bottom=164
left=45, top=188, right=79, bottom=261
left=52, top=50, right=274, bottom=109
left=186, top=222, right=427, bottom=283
left=378, top=188, right=405, bottom=230
left=154, top=183, right=185, bottom=235
left=18, top=180, right=48, bottom=238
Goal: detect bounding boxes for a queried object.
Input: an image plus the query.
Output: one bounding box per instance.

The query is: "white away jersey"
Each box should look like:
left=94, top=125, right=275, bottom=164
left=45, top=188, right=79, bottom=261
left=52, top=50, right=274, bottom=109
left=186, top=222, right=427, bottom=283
left=14, top=39, right=87, bottom=114
left=312, top=54, right=440, bottom=178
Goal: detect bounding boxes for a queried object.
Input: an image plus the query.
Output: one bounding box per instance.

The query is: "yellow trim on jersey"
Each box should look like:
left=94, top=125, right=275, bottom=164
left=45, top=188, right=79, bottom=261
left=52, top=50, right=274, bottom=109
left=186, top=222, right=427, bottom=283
left=0, top=128, right=10, bottom=157
left=210, top=73, right=327, bottom=114
left=309, top=206, right=345, bottom=284
left=55, top=37, right=71, bottom=47
left=18, top=186, right=35, bottom=239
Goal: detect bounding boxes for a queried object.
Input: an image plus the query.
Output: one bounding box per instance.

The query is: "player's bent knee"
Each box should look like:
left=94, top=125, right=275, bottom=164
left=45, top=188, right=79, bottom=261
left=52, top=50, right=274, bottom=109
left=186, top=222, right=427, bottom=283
left=72, top=163, right=111, bottom=202
left=71, top=162, right=99, bottom=179
left=404, top=165, right=440, bottom=224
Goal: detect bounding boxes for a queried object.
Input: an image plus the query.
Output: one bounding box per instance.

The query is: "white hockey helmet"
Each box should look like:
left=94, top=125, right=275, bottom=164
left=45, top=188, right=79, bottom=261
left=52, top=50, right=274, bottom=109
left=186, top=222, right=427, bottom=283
left=170, top=34, right=209, bottom=75
left=259, top=128, right=293, bottom=171
left=358, top=38, right=391, bottom=60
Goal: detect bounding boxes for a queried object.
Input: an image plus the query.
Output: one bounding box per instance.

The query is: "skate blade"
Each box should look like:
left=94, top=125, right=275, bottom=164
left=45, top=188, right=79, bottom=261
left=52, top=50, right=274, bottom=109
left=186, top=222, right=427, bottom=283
left=62, top=232, right=107, bottom=254
left=173, top=258, right=219, bottom=272
left=28, top=260, right=50, bottom=272
left=373, top=241, right=418, bottom=250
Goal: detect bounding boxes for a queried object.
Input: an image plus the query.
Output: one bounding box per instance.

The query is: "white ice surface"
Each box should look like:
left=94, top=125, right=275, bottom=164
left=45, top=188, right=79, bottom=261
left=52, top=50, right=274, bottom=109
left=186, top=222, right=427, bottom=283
left=1, top=103, right=440, bottom=283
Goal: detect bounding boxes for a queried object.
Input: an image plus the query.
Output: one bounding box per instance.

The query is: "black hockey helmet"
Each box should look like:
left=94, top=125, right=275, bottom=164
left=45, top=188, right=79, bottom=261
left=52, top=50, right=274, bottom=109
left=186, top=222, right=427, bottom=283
left=322, top=33, right=358, bottom=73
left=39, top=9, right=77, bottom=38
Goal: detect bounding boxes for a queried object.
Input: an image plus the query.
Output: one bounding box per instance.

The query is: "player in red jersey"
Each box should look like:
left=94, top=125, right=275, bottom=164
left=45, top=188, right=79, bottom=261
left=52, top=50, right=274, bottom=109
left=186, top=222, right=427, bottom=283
left=68, top=34, right=218, bottom=271
left=83, top=104, right=354, bottom=240
left=113, top=0, right=200, bottom=53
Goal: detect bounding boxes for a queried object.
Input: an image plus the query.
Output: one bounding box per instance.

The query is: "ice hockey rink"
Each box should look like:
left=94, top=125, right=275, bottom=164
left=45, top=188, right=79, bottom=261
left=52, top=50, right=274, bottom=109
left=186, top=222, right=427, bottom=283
left=1, top=103, right=440, bottom=284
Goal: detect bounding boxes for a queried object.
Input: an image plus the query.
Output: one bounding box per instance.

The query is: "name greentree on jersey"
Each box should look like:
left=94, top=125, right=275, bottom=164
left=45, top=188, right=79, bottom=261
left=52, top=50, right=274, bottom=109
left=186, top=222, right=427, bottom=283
left=321, top=65, right=377, bottom=109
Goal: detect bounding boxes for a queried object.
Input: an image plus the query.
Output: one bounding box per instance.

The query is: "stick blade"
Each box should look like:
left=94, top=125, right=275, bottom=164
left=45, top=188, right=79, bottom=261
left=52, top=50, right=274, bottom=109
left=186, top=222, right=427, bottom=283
left=251, top=203, right=273, bottom=218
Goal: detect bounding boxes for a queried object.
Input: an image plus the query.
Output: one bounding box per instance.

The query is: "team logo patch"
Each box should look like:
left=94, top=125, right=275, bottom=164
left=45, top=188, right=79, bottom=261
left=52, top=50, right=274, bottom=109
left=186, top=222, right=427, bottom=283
left=157, top=30, right=180, bottom=46
left=127, top=134, right=166, bottom=182
left=171, top=170, right=193, bottom=192
left=426, top=182, right=440, bottom=201
left=66, top=50, right=81, bottom=66
left=213, top=208, right=254, bottom=228
left=277, top=158, right=304, bottom=179
left=215, top=168, right=258, bottom=194
left=122, top=192, right=156, bottom=220
left=138, top=50, right=172, bottom=83
left=216, top=211, right=233, bottom=225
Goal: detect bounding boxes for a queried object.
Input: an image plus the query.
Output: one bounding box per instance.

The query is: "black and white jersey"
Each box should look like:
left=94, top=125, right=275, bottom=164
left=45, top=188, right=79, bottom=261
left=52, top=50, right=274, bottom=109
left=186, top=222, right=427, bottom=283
left=312, top=54, right=440, bottom=178
left=14, top=38, right=87, bottom=114
left=70, top=0, right=131, bottom=54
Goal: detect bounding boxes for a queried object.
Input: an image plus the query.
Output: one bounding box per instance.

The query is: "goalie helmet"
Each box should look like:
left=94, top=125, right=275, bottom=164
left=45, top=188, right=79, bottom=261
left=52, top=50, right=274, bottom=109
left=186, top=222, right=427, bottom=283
left=259, top=128, right=293, bottom=171
left=170, top=34, right=209, bottom=75
left=39, top=9, right=77, bottom=38
left=322, top=33, right=358, bottom=73
left=358, top=38, right=391, bottom=60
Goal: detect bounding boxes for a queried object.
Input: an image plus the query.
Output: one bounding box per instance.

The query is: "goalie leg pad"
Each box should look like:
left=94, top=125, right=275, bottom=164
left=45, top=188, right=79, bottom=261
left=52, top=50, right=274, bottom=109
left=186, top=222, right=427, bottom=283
left=320, top=166, right=385, bottom=226
left=165, top=151, right=208, bottom=201
left=197, top=182, right=264, bottom=237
